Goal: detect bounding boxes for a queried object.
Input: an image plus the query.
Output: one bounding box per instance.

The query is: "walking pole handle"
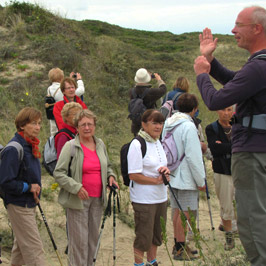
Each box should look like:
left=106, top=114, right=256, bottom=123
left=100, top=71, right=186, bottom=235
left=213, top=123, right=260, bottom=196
left=162, top=173, right=169, bottom=186
left=205, top=179, right=210, bottom=200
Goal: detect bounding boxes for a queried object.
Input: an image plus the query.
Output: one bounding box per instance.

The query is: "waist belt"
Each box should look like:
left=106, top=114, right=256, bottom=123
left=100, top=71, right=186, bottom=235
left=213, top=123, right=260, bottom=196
left=242, top=114, right=266, bottom=130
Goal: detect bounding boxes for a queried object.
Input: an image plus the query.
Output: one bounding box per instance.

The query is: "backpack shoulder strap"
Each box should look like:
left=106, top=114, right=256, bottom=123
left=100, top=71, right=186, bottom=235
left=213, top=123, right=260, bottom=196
left=56, top=128, right=76, bottom=139
left=165, top=91, right=170, bottom=101
left=252, top=54, right=266, bottom=60
left=69, top=139, right=76, bottom=158
left=140, top=88, right=149, bottom=100
left=52, top=87, right=61, bottom=98
left=135, top=136, right=147, bottom=157
left=171, top=92, right=182, bottom=102
left=211, top=121, right=219, bottom=136
left=5, top=141, right=24, bottom=162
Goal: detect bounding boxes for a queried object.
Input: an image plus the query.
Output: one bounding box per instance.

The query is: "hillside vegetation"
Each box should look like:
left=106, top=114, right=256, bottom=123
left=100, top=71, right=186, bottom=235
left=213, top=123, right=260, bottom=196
left=0, top=1, right=249, bottom=173
left=0, top=2, right=252, bottom=265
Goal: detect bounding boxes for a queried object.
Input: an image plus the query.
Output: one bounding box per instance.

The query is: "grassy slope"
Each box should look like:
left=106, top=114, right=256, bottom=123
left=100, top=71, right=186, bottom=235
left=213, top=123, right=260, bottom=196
left=0, top=1, right=249, bottom=174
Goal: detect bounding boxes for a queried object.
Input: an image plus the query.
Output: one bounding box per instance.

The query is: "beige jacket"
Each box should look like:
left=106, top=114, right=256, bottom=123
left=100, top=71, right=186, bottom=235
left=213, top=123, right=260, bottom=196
left=53, top=135, right=116, bottom=209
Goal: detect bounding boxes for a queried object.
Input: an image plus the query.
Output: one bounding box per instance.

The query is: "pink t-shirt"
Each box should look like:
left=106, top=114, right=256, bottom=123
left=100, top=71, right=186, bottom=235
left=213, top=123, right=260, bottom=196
left=81, top=144, right=102, bottom=197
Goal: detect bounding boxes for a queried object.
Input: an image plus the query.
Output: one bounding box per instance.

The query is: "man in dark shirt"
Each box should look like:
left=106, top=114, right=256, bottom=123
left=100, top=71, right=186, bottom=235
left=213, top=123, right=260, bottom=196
left=194, top=6, right=266, bottom=266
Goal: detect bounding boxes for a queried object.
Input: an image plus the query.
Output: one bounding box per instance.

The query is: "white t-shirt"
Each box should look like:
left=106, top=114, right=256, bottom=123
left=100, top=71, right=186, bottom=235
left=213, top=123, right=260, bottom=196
left=127, top=138, right=168, bottom=204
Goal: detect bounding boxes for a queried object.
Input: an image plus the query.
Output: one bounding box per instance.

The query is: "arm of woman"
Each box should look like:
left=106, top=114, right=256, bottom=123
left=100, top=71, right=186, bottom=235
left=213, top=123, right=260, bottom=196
left=205, top=124, right=231, bottom=156
left=0, top=147, right=26, bottom=194
left=129, top=173, right=163, bottom=185
left=100, top=139, right=119, bottom=188
left=53, top=141, right=82, bottom=194
left=75, top=78, right=85, bottom=97
left=53, top=102, right=64, bottom=130
left=183, top=125, right=205, bottom=188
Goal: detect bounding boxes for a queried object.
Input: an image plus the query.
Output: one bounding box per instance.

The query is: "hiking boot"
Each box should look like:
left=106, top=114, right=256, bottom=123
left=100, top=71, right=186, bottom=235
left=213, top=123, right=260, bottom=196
left=224, top=231, right=235, bottom=251
left=172, top=244, right=198, bottom=255
left=173, top=247, right=198, bottom=261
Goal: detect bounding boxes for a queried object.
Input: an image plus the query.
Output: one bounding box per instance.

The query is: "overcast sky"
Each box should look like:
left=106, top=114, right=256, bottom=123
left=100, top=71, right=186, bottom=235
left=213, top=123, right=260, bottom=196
left=5, top=0, right=266, bottom=34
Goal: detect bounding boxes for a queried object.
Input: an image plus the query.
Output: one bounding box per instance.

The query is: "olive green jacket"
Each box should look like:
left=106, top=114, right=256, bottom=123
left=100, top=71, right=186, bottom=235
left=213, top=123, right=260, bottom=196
left=53, top=135, right=116, bottom=209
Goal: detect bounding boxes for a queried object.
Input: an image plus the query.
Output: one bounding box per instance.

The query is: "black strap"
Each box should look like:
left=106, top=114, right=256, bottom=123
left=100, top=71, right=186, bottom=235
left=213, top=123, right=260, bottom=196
left=55, top=128, right=76, bottom=140
left=132, top=87, right=149, bottom=100
left=135, top=135, right=146, bottom=157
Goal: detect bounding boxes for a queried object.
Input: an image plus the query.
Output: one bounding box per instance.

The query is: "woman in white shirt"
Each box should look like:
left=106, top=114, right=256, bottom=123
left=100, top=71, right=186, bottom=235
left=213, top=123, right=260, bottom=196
left=127, top=109, right=170, bottom=266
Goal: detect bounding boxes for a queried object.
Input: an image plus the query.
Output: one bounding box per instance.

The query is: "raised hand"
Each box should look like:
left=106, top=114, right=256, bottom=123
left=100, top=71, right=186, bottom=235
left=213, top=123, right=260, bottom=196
left=199, top=28, right=218, bottom=62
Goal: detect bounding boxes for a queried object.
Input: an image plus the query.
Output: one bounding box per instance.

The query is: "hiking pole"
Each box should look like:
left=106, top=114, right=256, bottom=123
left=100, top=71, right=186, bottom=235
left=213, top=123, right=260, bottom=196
left=92, top=187, right=113, bottom=266
left=197, top=196, right=200, bottom=232
left=37, top=203, right=64, bottom=266
left=205, top=179, right=215, bottom=231
left=162, top=173, right=193, bottom=232
left=112, top=185, right=118, bottom=265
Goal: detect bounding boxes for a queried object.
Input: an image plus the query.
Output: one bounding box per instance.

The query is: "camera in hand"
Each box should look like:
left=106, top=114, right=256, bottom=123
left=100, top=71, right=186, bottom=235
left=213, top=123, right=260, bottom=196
left=72, top=73, right=77, bottom=79
left=151, top=73, right=155, bottom=79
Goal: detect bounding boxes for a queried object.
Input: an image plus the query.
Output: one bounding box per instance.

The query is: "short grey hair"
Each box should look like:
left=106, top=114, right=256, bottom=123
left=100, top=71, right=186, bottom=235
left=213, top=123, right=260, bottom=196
left=251, top=6, right=266, bottom=34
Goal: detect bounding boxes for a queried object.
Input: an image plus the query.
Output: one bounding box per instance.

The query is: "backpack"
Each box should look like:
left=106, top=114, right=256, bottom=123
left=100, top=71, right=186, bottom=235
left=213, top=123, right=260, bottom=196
left=120, top=136, right=146, bottom=186
left=161, top=124, right=185, bottom=172
left=43, top=129, right=76, bottom=176
left=128, top=88, right=149, bottom=126
left=45, top=87, right=61, bottom=120
left=0, top=141, right=24, bottom=200
left=160, top=92, right=182, bottom=120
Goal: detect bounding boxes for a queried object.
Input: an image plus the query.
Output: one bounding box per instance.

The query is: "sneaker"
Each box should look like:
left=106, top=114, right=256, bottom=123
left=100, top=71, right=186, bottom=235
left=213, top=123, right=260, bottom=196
left=224, top=232, right=235, bottom=251
left=145, top=261, right=158, bottom=266
left=172, top=244, right=198, bottom=255
left=218, top=224, right=225, bottom=232
left=173, top=247, right=198, bottom=261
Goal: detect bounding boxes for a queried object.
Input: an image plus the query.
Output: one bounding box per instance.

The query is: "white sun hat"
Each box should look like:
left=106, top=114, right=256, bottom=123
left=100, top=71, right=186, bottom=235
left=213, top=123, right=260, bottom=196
left=134, top=68, right=151, bottom=84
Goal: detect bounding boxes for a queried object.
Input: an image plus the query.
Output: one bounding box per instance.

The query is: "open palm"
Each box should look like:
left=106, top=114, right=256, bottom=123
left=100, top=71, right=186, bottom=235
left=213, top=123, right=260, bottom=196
left=199, top=28, right=218, bottom=59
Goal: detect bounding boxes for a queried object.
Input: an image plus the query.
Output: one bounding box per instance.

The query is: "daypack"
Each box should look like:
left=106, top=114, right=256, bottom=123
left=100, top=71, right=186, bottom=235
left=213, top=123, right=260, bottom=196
left=43, top=129, right=76, bottom=176
left=120, top=136, right=146, bottom=186
left=160, top=92, right=182, bottom=120
left=45, top=87, right=61, bottom=120
left=128, top=88, right=149, bottom=126
left=162, top=124, right=185, bottom=172
left=0, top=141, right=24, bottom=200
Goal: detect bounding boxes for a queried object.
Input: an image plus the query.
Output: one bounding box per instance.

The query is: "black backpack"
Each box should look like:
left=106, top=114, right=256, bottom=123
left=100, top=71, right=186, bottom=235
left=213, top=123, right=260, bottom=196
left=128, top=88, right=149, bottom=126
left=45, top=87, right=61, bottom=120
left=120, top=136, right=146, bottom=186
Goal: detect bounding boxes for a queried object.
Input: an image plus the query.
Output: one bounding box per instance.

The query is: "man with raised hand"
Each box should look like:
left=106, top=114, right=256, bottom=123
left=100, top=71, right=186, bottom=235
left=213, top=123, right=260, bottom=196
left=193, top=6, right=266, bottom=266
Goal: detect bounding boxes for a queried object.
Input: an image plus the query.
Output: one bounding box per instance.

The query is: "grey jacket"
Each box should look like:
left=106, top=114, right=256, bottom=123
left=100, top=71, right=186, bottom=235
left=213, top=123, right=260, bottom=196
left=53, top=135, right=116, bottom=209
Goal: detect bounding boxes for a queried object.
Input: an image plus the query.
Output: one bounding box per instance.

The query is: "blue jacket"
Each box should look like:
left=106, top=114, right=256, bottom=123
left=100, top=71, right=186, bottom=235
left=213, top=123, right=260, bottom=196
left=162, top=112, right=205, bottom=190
left=0, top=133, right=41, bottom=207
left=162, top=88, right=185, bottom=109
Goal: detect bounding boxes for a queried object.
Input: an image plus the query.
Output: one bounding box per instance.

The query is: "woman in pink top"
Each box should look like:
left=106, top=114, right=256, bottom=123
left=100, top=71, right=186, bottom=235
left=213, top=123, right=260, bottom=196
left=54, top=109, right=119, bottom=265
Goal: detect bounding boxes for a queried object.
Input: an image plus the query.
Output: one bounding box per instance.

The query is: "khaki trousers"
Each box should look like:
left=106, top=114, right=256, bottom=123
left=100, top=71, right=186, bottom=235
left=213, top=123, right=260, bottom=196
left=67, top=197, right=103, bottom=266
left=213, top=173, right=235, bottom=220
left=232, top=152, right=266, bottom=266
left=7, top=204, right=46, bottom=266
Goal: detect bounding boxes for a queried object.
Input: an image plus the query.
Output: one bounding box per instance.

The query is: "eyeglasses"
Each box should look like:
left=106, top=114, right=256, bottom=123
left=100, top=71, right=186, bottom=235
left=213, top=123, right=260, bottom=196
left=234, top=22, right=256, bottom=28
left=78, top=123, right=95, bottom=128
left=29, top=121, right=41, bottom=127
left=149, top=121, right=164, bottom=126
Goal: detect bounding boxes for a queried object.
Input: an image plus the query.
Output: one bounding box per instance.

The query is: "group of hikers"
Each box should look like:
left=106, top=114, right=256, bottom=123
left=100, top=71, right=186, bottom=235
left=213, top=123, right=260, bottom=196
left=0, top=5, right=266, bottom=266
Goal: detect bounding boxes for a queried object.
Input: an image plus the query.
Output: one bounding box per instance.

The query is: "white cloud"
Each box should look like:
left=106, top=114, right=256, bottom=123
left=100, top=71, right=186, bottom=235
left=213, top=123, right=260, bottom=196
left=3, top=0, right=266, bottom=34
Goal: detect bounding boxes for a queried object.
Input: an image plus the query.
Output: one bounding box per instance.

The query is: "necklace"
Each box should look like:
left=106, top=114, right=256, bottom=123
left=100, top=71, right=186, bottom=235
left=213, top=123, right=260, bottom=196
left=224, top=128, right=232, bottom=135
